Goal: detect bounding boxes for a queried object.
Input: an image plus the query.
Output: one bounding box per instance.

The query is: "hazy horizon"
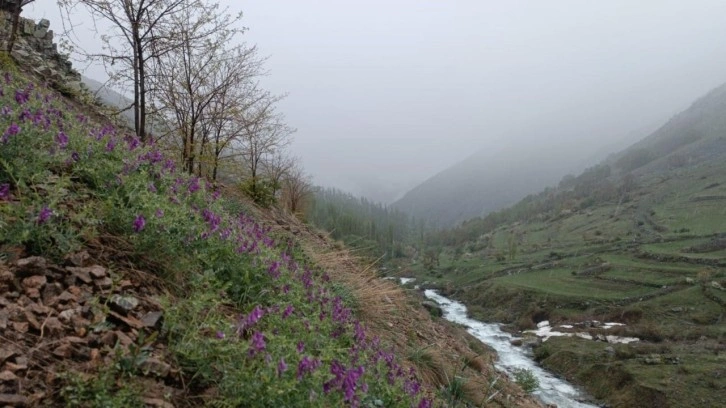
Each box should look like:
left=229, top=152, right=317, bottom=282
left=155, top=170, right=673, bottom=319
left=26, top=1, right=726, bottom=203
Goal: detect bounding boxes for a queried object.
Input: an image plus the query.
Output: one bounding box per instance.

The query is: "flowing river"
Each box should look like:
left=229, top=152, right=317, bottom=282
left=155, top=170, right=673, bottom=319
left=423, top=289, right=599, bottom=408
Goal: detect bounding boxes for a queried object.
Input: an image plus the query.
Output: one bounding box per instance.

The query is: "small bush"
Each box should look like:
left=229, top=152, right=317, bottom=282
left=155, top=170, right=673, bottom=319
left=512, top=368, right=539, bottom=393
left=239, top=177, right=278, bottom=207
left=59, top=366, right=142, bottom=408
left=0, top=52, right=17, bottom=72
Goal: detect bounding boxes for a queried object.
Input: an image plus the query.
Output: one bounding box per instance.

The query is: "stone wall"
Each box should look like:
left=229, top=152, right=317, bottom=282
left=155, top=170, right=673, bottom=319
left=0, top=6, right=82, bottom=91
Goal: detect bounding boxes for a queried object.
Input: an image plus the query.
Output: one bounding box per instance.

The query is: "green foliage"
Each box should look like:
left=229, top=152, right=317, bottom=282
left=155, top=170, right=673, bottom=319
left=305, top=187, right=420, bottom=260
left=162, top=272, right=420, bottom=407
left=442, top=374, right=467, bottom=406
left=0, top=52, right=17, bottom=72
left=240, top=176, right=278, bottom=207
left=422, top=247, right=439, bottom=271
left=507, top=233, right=518, bottom=261
left=512, top=368, right=539, bottom=393
left=59, top=366, right=143, bottom=408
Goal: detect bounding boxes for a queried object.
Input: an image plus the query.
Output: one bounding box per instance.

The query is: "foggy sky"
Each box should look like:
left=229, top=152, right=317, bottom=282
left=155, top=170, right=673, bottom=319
left=27, top=1, right=726, bottom=202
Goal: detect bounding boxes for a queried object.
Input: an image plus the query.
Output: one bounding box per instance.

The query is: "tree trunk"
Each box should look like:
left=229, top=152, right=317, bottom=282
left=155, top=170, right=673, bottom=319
left=136, top=33, right=147, bottom=141
left=6, top=1, right=23, bottom=53
left=132, top=25, right=141, bottom=139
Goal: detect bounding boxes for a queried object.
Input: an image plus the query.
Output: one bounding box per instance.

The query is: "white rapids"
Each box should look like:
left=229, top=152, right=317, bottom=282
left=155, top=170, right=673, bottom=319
left=424, top=289, right=599, bottom=408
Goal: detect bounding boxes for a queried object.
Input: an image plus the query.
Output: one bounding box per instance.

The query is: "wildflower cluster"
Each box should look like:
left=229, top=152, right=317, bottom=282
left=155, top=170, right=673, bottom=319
left=0, top=70, right=433, bottom=407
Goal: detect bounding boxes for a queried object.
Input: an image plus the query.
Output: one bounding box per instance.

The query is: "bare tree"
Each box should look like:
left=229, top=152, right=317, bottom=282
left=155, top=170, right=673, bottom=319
left=4, top=0, right=36, bottom=53
left=261, top=151, right=295, bottom=198
left=152, top=1, right=260, bottom=175
left=236, top=101, right=293, bottom=199
left=282, top=163, right=313, bottom=216
left=201, top=83, right=269, bottom=181
left=60, top=0, right=193, bottom=141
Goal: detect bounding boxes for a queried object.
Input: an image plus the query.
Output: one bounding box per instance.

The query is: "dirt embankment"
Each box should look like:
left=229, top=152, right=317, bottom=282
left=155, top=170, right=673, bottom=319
left=0, top=251, right=187, bottom=407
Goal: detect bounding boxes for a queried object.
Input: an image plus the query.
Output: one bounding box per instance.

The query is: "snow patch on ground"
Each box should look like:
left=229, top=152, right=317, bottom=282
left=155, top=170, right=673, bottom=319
left=524, top=321, right=639, bottom=344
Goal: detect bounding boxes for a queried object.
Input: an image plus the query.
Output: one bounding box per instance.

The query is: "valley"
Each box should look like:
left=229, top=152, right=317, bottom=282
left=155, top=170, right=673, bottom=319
left=397, top=159, right=726, bottom=407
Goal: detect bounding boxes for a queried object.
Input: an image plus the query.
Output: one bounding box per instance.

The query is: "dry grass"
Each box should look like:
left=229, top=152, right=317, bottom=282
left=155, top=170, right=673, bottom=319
left=254, top=206, right=542, bottom=407
left=212, top=195, right=542, bottom=406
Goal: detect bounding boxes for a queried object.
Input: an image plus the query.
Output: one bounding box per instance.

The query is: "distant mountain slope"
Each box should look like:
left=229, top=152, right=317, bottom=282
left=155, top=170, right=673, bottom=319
left=81, top=76, right=135, bottom=127
left=606, top=82, right=726, bottom=176
left=394, top=81, right=726, bottom=229
left=82, top=75, right=170, bottom=137
left=392, top=142, right=587, bottom=229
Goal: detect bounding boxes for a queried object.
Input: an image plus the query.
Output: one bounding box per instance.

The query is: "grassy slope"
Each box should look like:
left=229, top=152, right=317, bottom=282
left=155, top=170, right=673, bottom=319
left=403, top=134, right=726, bottom=406
left=0, top=63, right=540, bottom=407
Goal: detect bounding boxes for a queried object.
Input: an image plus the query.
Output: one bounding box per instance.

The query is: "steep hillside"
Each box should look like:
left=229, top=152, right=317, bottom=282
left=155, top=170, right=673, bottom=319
left=0, top=54, right=541, bottom=407
left=392, top=142, right=586, bottom=229
left=404, top=82, right=726, bottom=408
left=607, top=82, right=726, bottom=176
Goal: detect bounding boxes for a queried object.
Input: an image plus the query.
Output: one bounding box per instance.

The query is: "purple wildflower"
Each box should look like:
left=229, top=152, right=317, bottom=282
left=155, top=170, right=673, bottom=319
left=163, top=159, right=175, bottom=172
left=216, top=331, right=226, bottom=339
left=236, top=305, right=265, bottom=336
left=155, top=209, right=164, bottom=218
left=14, top=89, right=29, bottom=105
left=404, top=379, right=421, bottom=396
left=105, top=138, right=116, bottom=152
left=127, top=136, right=140, bottom=150
left=56, top=131, right=69, bottom=149
left=332, top=297, right=351, bottom=324
left=133, top=214, right=146, bottom=233
left=418, top=398, right=432, bottom=408
left=0, top=184, right=10, bottom=200
left=282, top=305, right=294, bottom=319
left=188, top=177, right=200, bottom=193
left=343, top=366, right=365, bottom=402
left=354, top=321, right=366, bottom=344
left=267, top=261, right=281, bottom=279
left=248, top=331, right=266, bottom=357
left=1, top=123, right=19, bottom=143
left=296, top=356, right=320, bottom=380
left=301, top=269, right=313, bottom=289
left=148, top=182, right=157, bottom=193
left=297, top=341, right=305, bottom=354
left=202, top=208, right=220, bottom=231
left=37, top=206, right=52, bottom=224
left=144, top=150, right=163, bottom=163
left=18, top=109, right=30, bottom=122
left=277, top=358, right=288, bottom=377
left=71, top=151, right=80, bottom=162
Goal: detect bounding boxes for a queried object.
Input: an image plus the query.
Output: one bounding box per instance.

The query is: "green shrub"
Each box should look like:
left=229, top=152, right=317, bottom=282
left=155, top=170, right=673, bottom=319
left=512, top=368, right=539, bottom=393
left=239, top=177, right=278, bottom=207
left=59, top=366, right=143, bottom=408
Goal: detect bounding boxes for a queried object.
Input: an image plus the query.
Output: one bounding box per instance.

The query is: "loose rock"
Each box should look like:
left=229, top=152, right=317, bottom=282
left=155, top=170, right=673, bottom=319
left=139, top=358, right=171, bottom=377
left=141, top=311, right=163, bottom=328
left=0, top=370, right=18, bottom=382
left=110, top=294, right=139, bottom=313
left=66, top=267, right=93, bottom=284
left=0, top=393, right=28, bottom=406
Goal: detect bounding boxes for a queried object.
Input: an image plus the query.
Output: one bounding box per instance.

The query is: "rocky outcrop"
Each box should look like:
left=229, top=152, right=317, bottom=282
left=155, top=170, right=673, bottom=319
left=0, top=254, right=180, bottom=405
left=0, top=5, right=83, bottom=91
